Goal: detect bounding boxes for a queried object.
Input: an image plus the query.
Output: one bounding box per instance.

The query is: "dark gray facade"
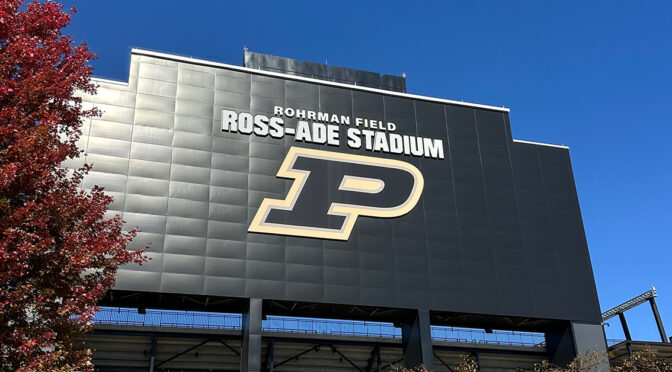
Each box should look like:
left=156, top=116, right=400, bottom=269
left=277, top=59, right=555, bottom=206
left=243, top=51, right=407, bottom=92
left=73, top=49, right=605, bottom=369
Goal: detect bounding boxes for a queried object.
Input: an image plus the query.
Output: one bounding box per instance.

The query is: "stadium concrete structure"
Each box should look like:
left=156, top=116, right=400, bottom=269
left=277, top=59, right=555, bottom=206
left=71, top=49, right=616, bottom=371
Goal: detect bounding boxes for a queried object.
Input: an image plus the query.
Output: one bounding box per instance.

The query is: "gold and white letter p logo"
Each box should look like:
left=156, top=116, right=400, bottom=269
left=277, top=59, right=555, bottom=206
left=248, top=147, right=424, bottom=241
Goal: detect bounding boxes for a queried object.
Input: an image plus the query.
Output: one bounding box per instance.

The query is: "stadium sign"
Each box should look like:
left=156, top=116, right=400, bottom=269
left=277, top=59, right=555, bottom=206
left=221, top=106, right=445, bottom=159
left=77, top=49, right=607, bottom=369
left=221, top=105, right=441, bottom=240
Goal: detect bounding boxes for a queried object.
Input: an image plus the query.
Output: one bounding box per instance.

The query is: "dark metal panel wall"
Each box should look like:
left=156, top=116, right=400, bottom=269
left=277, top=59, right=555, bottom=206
left=244, top=51, right=406, bottom=92
left=510, top=143, right=601, bottom=321
left=78, top=51, right=601, bottom=326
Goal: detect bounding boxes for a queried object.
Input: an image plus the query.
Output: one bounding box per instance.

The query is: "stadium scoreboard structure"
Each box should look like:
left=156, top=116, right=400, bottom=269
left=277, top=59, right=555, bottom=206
left=73, top=49, right=607, bottom=370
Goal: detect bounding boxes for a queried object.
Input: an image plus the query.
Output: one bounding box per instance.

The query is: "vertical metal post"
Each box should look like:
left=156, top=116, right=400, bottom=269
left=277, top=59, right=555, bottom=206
left=266, top=340, right=274, bottom=372
left=544, top=322, right=576, bottom=367
left=241, top=298, right=263, bottom=372
left=149, top=334, right=157, bottom=372
left=649, top=298, right=669, bottom=343
left=618, top=313, right=632, bottom=357
left=401, top=309, right=434, bottom=370
left=618, top=313, right=632, bottom=341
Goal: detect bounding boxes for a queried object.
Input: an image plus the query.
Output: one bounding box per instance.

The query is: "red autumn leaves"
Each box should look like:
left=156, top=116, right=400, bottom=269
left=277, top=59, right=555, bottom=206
left=0, top=1, right=145, bottom=370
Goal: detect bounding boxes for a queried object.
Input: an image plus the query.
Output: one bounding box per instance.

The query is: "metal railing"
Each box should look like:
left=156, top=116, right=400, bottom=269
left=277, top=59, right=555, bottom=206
left=94, top=307, right=545, bottom=347
left=94, top=307, right=242, bottom=330
left=431, top=327, right=545, bottom=347
left=263, top=316, right=398, bottom=339
left=607, top=338, right=626, bottom=346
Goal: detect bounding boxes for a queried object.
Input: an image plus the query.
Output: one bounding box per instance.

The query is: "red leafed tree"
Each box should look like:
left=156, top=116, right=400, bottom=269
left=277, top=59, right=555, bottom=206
left=0, top=1, right=145, bottom=370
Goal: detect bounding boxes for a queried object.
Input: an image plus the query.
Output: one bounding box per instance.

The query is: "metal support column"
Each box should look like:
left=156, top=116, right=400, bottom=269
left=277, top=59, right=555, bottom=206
left=401, top=309, right=434, bottom=370
left=149, top=334, right=157, bottom=372
left=545, top=324, right=574, bottom=367
left=546, top=321, right=608, bottom=370
left=618, top=312, right=633, bottom=357
left=649, top=298, right=669, bottom=343
left=264, top=341, right=274, bottom=372
left=618, top=312, right=632, bottom=341
left=365, top=345, right=380, bottom=372
left=241, top=298, right=263, bottom=372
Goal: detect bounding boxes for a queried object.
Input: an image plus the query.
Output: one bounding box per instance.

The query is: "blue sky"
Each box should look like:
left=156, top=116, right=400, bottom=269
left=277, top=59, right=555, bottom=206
left=60, top=0, right=671, bottom=342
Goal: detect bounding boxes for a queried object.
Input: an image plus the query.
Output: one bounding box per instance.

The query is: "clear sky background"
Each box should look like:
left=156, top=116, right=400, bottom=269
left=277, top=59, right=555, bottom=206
left=59, top=0, right=671, bottom=342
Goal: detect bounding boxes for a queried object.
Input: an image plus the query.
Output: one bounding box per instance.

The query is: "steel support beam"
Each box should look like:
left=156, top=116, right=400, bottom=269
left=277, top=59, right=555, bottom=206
left=649, top=298, right=669, bottom=343
left=330, top=345, right=363, bottom=371
left=433, top=351, right=455, bottom=372
left=217, top=339, right=241, bottom=356
left=148, top=334, right=157, bottom=372
left=264, top=340, right=274, bottom=372
left=365, top=346, right=377, bottom=372
left=618, top=313, right=632, bottom=341
left=618, top=312, right=633, bottom=357
left=602, top=287, right=658, bottom=321
left=241, top=298, right=263, bottom=372
left=154, top=338, right=210, bottom=368
left=401, top=309, right=434, bottom=370
left=364, top=345, right=382, bottom=372
left=273, top=344, right=320, bottom=368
